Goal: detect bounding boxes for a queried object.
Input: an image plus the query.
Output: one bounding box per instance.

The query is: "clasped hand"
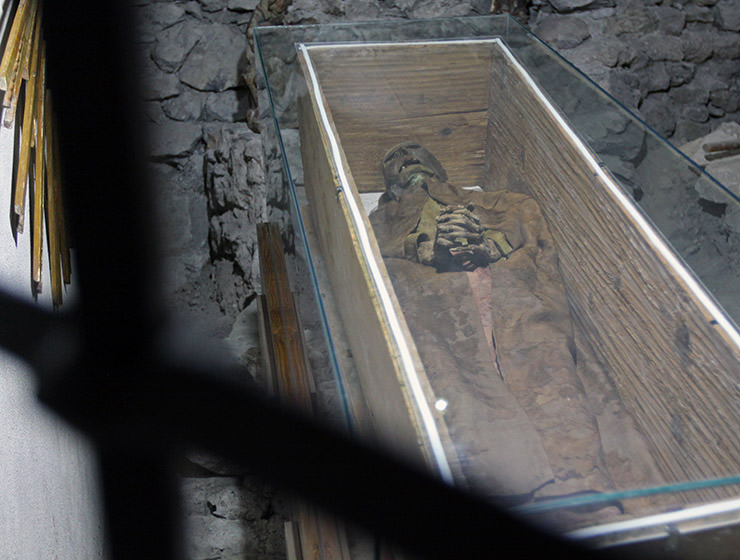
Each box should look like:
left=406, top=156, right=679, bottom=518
left=434, top=205, right=502, bottom=271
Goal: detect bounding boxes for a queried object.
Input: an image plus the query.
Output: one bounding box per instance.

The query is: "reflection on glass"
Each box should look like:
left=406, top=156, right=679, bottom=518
left=371, top=140, right=631, bottom=529
left=255, top=16, right=740, bottom=548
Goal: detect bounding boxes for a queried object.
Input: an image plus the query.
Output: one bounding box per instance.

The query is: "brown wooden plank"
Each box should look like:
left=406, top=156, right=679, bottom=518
left=257, top=222, right=313, bottom=413
left=284, top=521, right=302, bottom=560
left=332, top=111, right=488, bottom=193
left=309, top=44, right=493, bottom=120
left=315, top=511, right=351, bottom=560
left=485, top=44, right=740, bottom=503
left=297, top=49, right=464, bottom=481
left=257, top=294, right=277, bottom=396
left=296, top=502, right=321, bottom=560
left=307, top=43, right=493, bottom=192
left=44, top=90, right=62, bottom=308
left=50, top=108, right=72, bottom=285
left=257, top=222, right=352, bottom=560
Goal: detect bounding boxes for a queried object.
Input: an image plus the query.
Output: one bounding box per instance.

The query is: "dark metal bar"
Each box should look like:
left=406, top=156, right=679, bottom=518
left=41, top=1, right=163, bottom=356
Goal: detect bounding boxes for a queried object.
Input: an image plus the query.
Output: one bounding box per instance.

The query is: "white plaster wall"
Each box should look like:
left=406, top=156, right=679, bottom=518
left=0, top=6, right=105, bottom=559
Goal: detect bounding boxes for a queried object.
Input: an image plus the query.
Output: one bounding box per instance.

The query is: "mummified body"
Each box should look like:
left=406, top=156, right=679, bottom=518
left=370, top=142, right=625, bottom=519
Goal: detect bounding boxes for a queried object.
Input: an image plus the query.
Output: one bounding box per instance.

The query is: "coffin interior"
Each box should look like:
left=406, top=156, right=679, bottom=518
left=307, top=42, right=494, bottom=192
left=300, top=40, right=740, bottom=510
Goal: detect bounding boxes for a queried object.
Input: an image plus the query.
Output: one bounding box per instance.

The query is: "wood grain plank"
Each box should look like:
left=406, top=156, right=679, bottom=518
left=257, top=222, right=351, bottom=559
left=307, top=43, right=494, bottom=192
left=485, top=45, right=740, bottom=503
left=297, top=50, right=464, bottom=478
left=334, top=111, right=488, bottom=193
left=257, top=222, right=313, bottom=413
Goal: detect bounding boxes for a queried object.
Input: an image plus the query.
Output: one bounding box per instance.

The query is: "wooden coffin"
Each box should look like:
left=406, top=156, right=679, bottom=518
left=295, top=38, right=740, bottom=527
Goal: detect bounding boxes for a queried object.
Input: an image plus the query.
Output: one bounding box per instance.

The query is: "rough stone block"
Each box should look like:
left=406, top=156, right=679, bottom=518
left=653, top=6, right=686, bottom=35
left=140, top=56, right=182, bottom=100
left=180, top=477, right=286, bottom=560
left=709, top=104, right=727, bottom=117
left=179, top=23, right=248, bottom=91
left=611, top=5, right=658, bottom=35
left=203, top=89, right=249, bottom=122
left=639, top=33, right=683, bottom=61
left=682, top=31, right=714, bottom=62
left=139, top=2, right=186, bottom=28
left=143, top=101, right=169, bottom=124
left=640, top=61, right=670, bottom=94
left=607, top=68, right=641, bottom=109
left=716, top=0, right=740, bottom=31
left=149, top=121, right=203, bottom=159
left=640, top=92, right=677, bottom=137
left=200, top=0, right=227, bottom=12
left=152, top=20, right=203, bottom=73
left=670, top=83, right=711, bottom=105
left=535, top=15, right=591, bottom=49
left=666, top=61, right=696, bottom=87
left=162, top=89, right=209, bottom=121
left=683, top=104, right=710, bottom=123
left=713, top=31, right=740, bottom=58
left=550, top=0, right=596, bottom=13
left=227, top=0, right=260, bottom=10
left=684, top=4, right=715, bottom=23
left=673, top=119, right=712, bottom=143
left=710, top=88, right=740, bottom=113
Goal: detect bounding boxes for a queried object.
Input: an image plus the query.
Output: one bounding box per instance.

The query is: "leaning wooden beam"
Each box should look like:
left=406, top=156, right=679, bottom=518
left=257, top=221, right=351, bottom=560
left=257, top=221, right=314, bottom=411
left=3, top=0, right=37, bottom=104
left=31, top=39, right=45, bottom=291
left=50, top=104, right=71, bottom=286
left=2, top=0, right=37, bottom=127
left=0, top=0, right=31, bottom=90
left=45, top=91, right=62, bottom=307
left=11, top=5, right=40, bottom=233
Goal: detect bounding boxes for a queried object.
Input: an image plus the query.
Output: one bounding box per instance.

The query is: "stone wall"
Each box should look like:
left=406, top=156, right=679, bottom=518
left=136, top=3, right=285, bottom=560
left=530, top=0, right=740, bottom=143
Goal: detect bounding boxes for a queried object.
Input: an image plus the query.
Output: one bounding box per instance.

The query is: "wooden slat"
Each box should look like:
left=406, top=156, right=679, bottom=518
left=44, top=90, right=62, bottom=307
left=257, top=222, right=351, bottom=560
left=50, top=109, right=71, bottom=285
left=485, top=45, right=740, bottom=503
left=2, top=0, right=37, bottom=126
left=0, top=0, right=30, bottom=90
left=257, top=222, right=313, bottom=412
left=257, top=294, right=277, bottom=396
left=30, top=38, right=45, bottom=289
left=12, top=4, right=40, bottom=232
left=335, top=111, right=488, bottom=193
left=297, top=49, right=464, bottom=481
left=284, top=521, right=302, bottom=560
left=307, top=43, right=494, bottom=192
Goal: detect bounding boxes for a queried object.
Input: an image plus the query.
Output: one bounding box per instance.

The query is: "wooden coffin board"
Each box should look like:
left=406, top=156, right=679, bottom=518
left=305, top=42, right=493, bottom=192
left=296, top=46, right=462, bottom=482
left=485, top=43, right=740, bottom=502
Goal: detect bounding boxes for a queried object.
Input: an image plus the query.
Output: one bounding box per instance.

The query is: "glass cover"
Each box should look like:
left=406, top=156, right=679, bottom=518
left=255, top=16, right=740, bottom=543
